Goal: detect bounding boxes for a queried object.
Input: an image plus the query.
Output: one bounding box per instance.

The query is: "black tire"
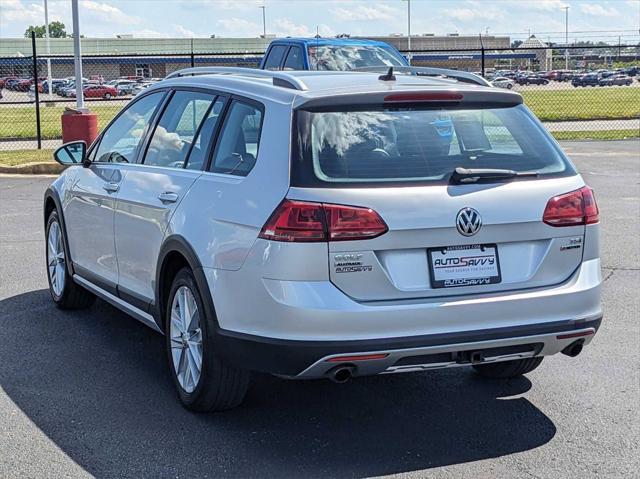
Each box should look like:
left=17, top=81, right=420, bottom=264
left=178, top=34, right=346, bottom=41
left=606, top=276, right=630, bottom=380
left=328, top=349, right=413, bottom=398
left=45, top=210, right=95, bottom=309
left=165, top=267, right=250, bottom=412
left=472, top=357, right=543, bottom=379
left=104, top=92, right=112, bottom=99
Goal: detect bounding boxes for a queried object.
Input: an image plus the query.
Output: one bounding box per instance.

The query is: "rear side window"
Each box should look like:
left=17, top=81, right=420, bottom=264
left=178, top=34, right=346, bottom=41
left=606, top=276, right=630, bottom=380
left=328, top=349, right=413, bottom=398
left=283, top=46, right=304, bottom=70
left=263, top=45, right=288, bottom=70
left=209, top=100, right=263, bottom=176
left=293, top=104, right=574, bottom=186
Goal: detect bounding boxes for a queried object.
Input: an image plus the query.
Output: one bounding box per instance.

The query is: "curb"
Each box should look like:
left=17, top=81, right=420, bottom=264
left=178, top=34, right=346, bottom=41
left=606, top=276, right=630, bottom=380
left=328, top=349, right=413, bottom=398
left=0, top=162, right=66, bottom=175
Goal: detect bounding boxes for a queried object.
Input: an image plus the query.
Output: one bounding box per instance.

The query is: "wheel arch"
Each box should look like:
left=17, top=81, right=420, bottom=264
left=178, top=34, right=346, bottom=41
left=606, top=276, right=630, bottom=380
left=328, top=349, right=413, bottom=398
left=155, top=235, right=219, bottom=334
left=43, top=187, right=75, bottom=276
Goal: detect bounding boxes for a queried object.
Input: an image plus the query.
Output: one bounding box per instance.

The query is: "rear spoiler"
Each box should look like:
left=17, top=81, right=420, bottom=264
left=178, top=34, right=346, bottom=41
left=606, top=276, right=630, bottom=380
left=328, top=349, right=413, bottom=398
left=293, top=87, right=523, bottom=110
left=353, top=66, right=492, bottom=87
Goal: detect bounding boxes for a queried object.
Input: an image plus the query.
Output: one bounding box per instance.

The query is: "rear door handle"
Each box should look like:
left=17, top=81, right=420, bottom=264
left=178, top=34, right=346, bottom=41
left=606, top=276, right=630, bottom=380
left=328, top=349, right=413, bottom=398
left=158, top=192, right=179, bottom=203
left=103, top=182, right=119, bottom=193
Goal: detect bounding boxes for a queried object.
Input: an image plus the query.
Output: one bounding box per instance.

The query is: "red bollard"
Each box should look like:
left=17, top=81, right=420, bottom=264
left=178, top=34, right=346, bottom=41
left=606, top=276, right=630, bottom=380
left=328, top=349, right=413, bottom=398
left=61, top=108, right=99, bottom=146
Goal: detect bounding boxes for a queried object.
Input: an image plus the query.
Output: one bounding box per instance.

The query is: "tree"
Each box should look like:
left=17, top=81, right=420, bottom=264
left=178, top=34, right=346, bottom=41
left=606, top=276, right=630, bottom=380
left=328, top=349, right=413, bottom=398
left=511, top=40, right=523, bottom=48
left=24, top=21, right=68, bottom=38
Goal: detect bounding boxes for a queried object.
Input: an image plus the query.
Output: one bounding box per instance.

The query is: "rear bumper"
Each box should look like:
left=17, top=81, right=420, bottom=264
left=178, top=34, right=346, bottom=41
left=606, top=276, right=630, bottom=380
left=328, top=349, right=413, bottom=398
left=206, top=257, right=602, bottom=376
left=215, top=316, right=602, bottom=377
left=206, top=258, right=602, bottom=341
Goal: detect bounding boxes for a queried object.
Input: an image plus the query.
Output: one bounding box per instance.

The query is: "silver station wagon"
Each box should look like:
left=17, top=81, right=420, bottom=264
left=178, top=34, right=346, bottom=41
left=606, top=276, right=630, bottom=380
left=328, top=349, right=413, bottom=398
left=44, top=67, right=602, bottom=411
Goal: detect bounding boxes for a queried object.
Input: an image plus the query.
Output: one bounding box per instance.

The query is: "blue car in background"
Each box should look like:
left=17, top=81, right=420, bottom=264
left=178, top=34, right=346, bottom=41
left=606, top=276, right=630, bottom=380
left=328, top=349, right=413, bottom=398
left=259, top=37, right=408, bottom=71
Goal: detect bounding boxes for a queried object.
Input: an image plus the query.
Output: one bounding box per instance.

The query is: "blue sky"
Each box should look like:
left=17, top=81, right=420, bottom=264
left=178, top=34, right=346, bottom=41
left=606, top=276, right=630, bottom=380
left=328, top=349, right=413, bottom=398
left=1, top=0, right=639, bottom=43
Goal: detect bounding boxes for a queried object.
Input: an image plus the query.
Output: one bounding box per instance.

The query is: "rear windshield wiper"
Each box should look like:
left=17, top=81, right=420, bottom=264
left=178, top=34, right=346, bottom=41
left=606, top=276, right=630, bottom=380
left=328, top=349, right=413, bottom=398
left=449, top=167, right=539, bottom=184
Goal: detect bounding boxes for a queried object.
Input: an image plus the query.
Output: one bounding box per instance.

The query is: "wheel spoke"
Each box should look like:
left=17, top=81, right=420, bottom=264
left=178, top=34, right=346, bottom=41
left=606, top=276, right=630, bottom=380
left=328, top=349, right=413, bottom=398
left=185, top=351, right=195, bottom=391
left=171, top=309, right=184, bottom=334
left=187, top=343, right=202, bottom=372
left=56, top=263, right=65, bottom=294
left=177, top=348, right=188, bottom=381
left=180, top=288, right=190, bottom=331
left=187, top=307, right=199, bottom=332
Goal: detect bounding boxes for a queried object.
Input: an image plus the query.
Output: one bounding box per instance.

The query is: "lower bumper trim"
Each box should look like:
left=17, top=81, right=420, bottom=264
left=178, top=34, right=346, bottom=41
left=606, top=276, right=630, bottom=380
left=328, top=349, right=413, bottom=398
left=214, top=316, right=602, bottom=376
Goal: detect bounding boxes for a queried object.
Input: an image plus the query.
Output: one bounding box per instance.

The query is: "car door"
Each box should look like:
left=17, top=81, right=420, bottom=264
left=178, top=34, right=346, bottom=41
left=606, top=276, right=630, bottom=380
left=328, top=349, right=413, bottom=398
left=113, top=90, right=225, bottom=307
left=64, top=91, right=166, bottom=289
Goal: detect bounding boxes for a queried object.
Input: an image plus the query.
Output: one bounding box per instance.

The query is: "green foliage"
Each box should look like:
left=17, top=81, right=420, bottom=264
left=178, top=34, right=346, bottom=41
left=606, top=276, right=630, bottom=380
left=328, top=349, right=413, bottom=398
left=24, top=21, right=68, bottom=38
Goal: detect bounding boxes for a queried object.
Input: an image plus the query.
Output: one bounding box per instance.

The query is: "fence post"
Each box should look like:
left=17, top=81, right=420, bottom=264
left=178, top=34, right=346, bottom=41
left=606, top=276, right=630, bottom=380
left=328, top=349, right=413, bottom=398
left=190, top=38, right=195, bottom=67
left=479, top=34, right=485, bottom=78
left=31, top=31, right=42, bottom=150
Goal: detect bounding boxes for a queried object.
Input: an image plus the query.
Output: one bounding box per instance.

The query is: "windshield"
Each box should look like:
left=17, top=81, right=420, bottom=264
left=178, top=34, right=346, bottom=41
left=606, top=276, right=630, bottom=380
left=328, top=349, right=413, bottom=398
left=307, top=45, right=405, bottom=71
left=293, top=104, right=574, bottom=186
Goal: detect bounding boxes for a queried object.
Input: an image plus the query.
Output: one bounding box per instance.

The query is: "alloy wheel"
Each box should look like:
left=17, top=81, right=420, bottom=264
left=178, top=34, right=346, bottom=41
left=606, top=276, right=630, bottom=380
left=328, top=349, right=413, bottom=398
left=169, top=286, right=203, bottom=393
left=47, top=220, right=65, bottom=297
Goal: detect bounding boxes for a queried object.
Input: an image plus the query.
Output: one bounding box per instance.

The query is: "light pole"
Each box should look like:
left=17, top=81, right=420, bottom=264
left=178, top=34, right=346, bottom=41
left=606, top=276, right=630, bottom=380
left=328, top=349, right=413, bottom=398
left=562, top=5, right=569, bottom=70
left=43, top=0, right=53, bottom=99
left=71, top=0, right=84, bottom=109
left=259, top=5, right=266, bottom=39
left=402, top=0, right=412, bottom=64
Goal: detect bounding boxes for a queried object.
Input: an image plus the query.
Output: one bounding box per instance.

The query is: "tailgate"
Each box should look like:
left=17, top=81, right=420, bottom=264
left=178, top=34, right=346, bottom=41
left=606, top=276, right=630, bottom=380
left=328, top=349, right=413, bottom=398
left=289, top=175, right=586, bottom=301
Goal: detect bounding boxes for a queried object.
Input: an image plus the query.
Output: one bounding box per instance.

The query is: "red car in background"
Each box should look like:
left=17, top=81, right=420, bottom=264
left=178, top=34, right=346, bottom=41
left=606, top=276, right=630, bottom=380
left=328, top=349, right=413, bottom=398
left=83, top=84, right=118, bottom=99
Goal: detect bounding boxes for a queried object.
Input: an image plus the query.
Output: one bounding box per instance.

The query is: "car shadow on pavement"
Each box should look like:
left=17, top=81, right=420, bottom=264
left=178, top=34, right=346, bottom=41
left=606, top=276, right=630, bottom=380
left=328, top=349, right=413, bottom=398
left=0, top=290, right=556, bottom=478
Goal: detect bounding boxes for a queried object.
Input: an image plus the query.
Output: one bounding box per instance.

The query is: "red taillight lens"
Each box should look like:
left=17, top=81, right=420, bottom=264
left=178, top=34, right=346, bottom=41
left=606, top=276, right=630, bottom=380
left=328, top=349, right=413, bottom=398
left=259, top=200, right=388, bottom=242
left=258, top=200, right=326, bottom=242
left=543, top=186, right=599, bottom=226
left=323, top=203, right=388, bottom=241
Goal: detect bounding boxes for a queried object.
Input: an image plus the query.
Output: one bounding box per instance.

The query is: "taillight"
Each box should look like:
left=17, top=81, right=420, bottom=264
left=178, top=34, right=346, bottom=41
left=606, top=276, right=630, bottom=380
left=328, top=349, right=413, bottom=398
left=543, top=186, right=599, bottom=226
left=258, top=199, right=388, bottom=242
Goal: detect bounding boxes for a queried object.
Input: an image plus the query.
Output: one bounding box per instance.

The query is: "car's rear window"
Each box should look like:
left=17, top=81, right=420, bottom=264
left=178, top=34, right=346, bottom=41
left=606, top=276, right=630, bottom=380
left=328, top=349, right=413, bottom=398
left=292, top=104, right=574, bottom=187
left=307, top=45, right=405, bottom=71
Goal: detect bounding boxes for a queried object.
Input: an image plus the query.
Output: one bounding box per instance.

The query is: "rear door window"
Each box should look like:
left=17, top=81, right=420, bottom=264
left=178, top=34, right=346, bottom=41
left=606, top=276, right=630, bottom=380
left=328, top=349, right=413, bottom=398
left=263, top=45, right=288, bottom=70
left=293, top=105, right=574, bottom=186
left=143, top=91, right=215, bottom=168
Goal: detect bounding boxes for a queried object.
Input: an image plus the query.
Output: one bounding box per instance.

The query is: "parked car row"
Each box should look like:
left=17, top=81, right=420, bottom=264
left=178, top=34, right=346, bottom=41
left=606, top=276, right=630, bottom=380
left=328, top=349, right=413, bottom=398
left=572, top=72, right=634, bottom=87
left=4, top=75, right=164, bottom=101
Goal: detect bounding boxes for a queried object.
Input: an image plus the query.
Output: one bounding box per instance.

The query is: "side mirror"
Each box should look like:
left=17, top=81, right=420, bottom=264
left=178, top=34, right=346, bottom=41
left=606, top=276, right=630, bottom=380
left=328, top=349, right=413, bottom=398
left=53, top=141, right=89, bottom=167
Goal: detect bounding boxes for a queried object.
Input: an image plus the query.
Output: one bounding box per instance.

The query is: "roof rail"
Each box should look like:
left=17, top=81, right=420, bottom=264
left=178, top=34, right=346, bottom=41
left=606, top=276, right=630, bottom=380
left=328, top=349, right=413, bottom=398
left=165, top=67, right=308, bottom=91
left=353, top=66, right=491, bottom=87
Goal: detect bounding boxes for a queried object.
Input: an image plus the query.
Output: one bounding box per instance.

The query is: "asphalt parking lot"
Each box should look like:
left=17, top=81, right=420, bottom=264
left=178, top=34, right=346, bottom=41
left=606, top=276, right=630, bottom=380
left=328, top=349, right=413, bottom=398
left=0, top=140, right=638, bottom=478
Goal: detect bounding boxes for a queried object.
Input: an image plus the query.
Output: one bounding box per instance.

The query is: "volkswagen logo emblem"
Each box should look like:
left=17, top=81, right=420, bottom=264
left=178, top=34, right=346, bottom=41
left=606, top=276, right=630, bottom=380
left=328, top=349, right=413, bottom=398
left=456, top=207, right=482, bottom=236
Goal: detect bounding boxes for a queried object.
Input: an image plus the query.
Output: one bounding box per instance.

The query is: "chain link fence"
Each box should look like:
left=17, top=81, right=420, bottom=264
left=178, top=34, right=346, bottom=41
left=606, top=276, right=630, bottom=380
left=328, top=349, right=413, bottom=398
left=1, top=38, right=638, bottom=157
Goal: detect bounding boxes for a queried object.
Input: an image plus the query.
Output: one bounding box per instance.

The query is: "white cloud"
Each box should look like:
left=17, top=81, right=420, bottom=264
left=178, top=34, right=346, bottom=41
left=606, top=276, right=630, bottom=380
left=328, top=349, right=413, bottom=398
left=0, top=0, right=45, bottom=24
left=331, top=3, right=399, bottom=22
left=131, top=29, right=165, bottom=38
left=215, top=17, right=261, bottom=36
left=182, top=0, right=264, bottom=10
left=272, top=18, right=335, bottom=37
left=80, top=1, right=141, bottom=25
left=579, top=3, right=620, bottom=17
left=521, top=0, right=568, bottom=11
left=174, top=24, right=197, bottom=38
left=443, top=7, right=502, bottom=22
